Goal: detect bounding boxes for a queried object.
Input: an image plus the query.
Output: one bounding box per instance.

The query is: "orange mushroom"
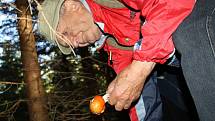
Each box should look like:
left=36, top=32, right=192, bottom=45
left=89, top=94, right=109, bottom=115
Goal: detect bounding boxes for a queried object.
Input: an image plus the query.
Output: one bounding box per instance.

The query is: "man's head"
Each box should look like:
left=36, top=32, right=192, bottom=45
left=38, top=0, right=100, bottom=54
left=38, top=0, right=72, bottom=54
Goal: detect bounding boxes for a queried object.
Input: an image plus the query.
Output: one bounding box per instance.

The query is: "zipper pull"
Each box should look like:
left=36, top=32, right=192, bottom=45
left=109, top=51, right=113, bottom=65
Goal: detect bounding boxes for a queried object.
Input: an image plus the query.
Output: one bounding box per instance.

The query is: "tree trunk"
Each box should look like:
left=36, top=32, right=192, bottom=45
left=15, top=0, right=50, bottom=121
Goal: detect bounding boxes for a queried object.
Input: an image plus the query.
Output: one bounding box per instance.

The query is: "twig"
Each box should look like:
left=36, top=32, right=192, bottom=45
left=8, top=3, right=22, bottom=12
left=0, top=81, right=25, bottom=85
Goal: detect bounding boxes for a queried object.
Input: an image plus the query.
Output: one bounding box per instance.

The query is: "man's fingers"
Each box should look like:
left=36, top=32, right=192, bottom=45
left=82, top=27, right=100, bottom=43
left=92, top=25, right=102, bottom=41
left=72, top=40, right=79, bottom=48
left=78, top=43, right=90, bottom=47
left=82, top=31, right=92, bottom=43
left=108, top=96, right=117, bottom=106
left=123, top=100, right=132, bottom=110
left=71, top=27, right=84, bottom=36
left=108, top=89, right=118, bottom=106
left=108, top=90, right=133, bottom=111
left=115, top=97, right=132, bottom=111
left=115, top=101, right=126, bottom=111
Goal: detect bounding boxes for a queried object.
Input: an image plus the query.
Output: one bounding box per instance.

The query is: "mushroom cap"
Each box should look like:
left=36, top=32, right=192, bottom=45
left=89, top=95, right=105, bottom=115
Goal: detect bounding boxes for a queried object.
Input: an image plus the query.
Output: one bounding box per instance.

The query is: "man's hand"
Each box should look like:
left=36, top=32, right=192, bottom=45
left=73, top=25, right=101, bottom=47
left=56, top=0, right=101, bottom=48
left=107, top=60, right=156, bottom=111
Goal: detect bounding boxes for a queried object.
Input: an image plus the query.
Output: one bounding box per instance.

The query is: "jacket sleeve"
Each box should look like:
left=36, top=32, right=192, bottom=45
left=133, top=0, right=195, bottom=64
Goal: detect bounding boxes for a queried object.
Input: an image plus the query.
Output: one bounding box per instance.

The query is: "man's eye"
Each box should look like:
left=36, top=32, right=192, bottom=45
left=62, top=32, right=69, bottom=36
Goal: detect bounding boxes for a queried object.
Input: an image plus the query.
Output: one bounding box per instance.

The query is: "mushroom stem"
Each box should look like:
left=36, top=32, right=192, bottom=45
left=102, top=94, right=109, bottom=103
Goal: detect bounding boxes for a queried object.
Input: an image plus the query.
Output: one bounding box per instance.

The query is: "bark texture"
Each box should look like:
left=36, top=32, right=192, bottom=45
left=16, top=0, right=50, bottom=121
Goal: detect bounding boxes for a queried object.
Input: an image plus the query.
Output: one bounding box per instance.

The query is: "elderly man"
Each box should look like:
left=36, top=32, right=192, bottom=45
left=38, top=0, right=195, bottom=121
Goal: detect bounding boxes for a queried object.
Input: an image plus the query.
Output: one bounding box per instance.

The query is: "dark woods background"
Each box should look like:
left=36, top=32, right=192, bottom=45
left=0, top=0, right=131, bottom=120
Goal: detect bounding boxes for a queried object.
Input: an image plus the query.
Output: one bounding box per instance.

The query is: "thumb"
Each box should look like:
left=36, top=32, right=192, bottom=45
left=106, top=79, right=117, bottom=94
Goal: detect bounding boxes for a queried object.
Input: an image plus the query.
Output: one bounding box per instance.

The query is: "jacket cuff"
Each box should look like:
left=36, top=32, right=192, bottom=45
left=133, top=52, right=167, bottom=64
left=132, top=39, right=174, bottom=64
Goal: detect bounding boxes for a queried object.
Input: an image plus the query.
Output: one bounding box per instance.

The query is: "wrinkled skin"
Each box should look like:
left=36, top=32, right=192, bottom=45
left=56, top=0, right=156, bottom=111
left=56, top=0, right=101, bottom=48
left=107, top=60, right=156, bottom=111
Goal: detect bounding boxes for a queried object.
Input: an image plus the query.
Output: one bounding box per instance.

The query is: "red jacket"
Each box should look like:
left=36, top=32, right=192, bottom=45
left=86, top=0, right=195, bottom=64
